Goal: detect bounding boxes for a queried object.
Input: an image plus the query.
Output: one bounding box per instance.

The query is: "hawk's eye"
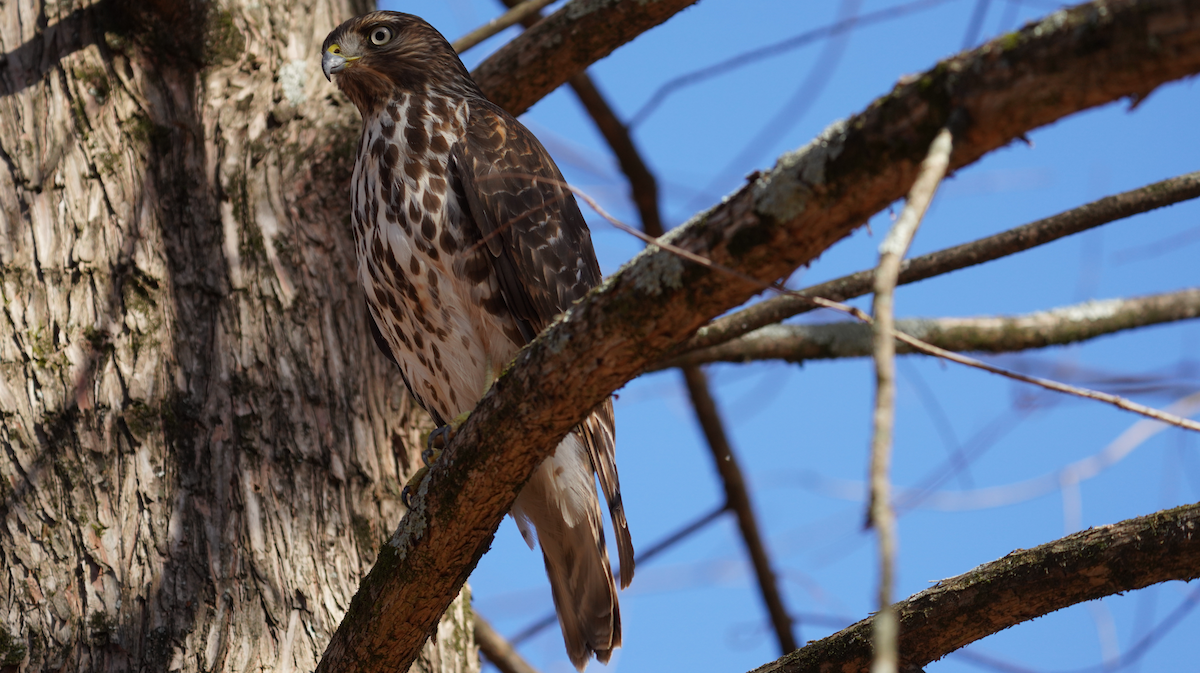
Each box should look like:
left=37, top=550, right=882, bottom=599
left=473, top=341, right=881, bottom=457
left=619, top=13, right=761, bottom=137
left=370, top=26, right=392, bottom=46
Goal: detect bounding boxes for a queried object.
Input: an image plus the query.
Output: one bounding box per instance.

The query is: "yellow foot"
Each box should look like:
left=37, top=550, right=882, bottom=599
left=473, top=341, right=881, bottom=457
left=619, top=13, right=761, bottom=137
left=402, top=420, right=465, bottom=509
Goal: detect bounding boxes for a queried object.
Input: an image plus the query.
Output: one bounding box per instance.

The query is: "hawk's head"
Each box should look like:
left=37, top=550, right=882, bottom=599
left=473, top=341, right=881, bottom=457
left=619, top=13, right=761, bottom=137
left=322, top=11, right=479, bottom=113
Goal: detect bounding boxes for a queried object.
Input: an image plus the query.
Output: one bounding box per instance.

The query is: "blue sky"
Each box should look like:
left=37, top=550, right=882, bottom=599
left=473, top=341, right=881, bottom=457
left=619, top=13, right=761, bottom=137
left=375, top=2, right=1200, bottom=672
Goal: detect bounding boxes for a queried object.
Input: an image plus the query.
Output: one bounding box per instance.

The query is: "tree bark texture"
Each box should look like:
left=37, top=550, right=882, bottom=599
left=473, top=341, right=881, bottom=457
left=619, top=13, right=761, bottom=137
left=0, top=1, right=477, bottom=672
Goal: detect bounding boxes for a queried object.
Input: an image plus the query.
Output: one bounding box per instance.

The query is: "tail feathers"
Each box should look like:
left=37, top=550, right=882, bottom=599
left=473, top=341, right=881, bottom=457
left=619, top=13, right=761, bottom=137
left=541, top=506, right=621, bottom=670
left=513, top=432, right=622, bottom=671
left=581, top=401, right=635, bottom=589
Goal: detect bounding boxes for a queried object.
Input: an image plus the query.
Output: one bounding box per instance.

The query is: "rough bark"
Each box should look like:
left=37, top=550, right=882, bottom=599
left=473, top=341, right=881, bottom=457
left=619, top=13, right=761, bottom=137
left=316, top=2, right=1200, bottom=671
left=0, top=1, right=476, bottom=672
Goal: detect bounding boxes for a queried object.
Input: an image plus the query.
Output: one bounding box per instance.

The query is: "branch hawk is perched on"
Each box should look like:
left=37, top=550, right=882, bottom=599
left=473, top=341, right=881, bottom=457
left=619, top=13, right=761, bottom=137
left=322, top=12, right=634, bottom=669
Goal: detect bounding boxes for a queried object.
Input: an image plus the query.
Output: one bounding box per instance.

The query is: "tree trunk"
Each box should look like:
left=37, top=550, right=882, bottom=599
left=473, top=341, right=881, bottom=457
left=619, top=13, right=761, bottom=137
left=0, top=1, right=477, bottom=671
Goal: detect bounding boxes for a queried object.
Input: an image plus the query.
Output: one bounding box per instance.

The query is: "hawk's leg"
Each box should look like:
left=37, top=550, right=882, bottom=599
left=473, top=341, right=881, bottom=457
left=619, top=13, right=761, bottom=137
left=401, top=415, right=467, bottom=509
left=401, top=359, right=496, bottom=509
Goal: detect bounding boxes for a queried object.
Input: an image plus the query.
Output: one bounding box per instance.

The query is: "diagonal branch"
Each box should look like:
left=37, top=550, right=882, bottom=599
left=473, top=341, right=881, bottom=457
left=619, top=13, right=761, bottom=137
left=749, top=502, right=1200, bottom=673
left=475, top=615, right=541, bottom=673
left=679, top=170, right=1200, bottom=358
left=682, top=367, right=798, bottom=654
left=661, top=288, right=1200, bottom=367
left=315, top=4, right=1200, bottom=671
left=471, top=0, right=701, bottom=116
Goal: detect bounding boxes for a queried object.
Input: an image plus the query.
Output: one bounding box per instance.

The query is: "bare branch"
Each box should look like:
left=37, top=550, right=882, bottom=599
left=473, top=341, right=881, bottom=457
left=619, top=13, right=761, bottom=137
left=887, top=327, right=1200, bottom=432
left=452, top=0, right=558, bottom=54
left=475, top=616, right=541, bottom=673
left=628, top=0, right=956, bottom=127
left=471, top=0, right=700, bottom=116
left=750, top=502, right=1200, bottom=673
left=510, top=504, right=729, bottom=646
left=869, top=127, right=955, bottom=673
left=681, top=171, right=1200, bottom=357
left=315, top=5, right=1200, bottom=670
left=569, top=73, right=666, bottom=238
left=663, top=288, right=1200, bottom=367
left=682, top=367, right=797, bottom=654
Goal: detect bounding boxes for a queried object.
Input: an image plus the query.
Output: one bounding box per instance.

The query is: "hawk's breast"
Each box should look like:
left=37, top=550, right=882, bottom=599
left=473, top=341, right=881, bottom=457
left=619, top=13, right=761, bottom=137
left=351, top=92, right=526, bottom=423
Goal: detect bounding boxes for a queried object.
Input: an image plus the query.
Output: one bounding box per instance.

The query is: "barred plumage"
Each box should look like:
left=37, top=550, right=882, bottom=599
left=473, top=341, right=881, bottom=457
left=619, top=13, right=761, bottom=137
left=323, top=12, right=634, bottom=670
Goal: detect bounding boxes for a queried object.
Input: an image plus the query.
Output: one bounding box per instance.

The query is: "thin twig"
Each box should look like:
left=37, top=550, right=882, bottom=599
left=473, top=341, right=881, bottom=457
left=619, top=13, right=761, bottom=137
left=475, top=615, right=541, bottom=673
left=568, top=73, right=665, bottom=238
left=658, top=288, right=1200, bottom=368
left=681, top=171, right=1200, bottom=356
left=868, top=127, right=954, bottom=673
left=891, top=331, right=1200, bottom=432
left=683, top=367, right=798, bottom=654
left=628, top=0, right=956, bottom=127
left=452, top=0, right=558, bottom=54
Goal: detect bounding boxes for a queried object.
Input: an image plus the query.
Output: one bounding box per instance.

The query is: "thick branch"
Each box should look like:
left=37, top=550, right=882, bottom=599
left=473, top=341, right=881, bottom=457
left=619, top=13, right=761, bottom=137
left=471, top=0, right=701, bottom=116
left=681, top=170, right=1200, bottom=356
left=315, top=3, right=1200, bottom=671
left=663, top=288, right=1200, bottom=367
left=750, top=502, right=1200, bottom=673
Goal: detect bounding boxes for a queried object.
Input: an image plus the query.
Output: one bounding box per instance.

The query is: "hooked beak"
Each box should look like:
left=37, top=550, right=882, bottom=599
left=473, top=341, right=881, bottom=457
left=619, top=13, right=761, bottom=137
left=322, top=46, right=358, bottom=81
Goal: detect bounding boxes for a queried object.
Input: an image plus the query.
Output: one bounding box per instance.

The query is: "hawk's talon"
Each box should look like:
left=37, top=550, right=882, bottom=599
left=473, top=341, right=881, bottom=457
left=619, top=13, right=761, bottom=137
left=403, top=464, right=430, bottom=509
left=427, top=424, right=455, bottom=455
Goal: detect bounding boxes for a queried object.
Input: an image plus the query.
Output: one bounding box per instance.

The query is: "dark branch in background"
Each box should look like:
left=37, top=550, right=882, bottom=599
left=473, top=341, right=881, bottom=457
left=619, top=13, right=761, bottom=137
left=314, top=5, right=1200, bottom=670
left=471, top=0, right=701, bottom=116
left=628, top=0, right=956, bottom=127
left=662, top=288, right=1200, bottom=367
left=476, top=616, right=541, bottom=673
left=677, top=171, right=1200, bottom=358
left=496, top=0, right=800, bottom=653
left=680, top=0, right=862, bottom=217
left=963, top=0, right=994, bottom=49
left=509, top=504, right=728, bottom=646
left=567, top=74, right=665, bottom=239
left=751, top=502, right=1200, bottom=673
left=682, top=367, right=798, bottom=654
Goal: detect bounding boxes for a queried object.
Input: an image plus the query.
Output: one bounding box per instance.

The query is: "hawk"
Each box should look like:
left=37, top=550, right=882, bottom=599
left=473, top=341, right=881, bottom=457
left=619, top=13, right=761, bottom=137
left=322, top=12, right=634, bottom=670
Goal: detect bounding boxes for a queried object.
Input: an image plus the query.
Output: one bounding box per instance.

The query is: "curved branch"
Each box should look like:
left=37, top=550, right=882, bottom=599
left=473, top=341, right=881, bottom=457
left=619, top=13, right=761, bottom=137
left=680, top=170, right=1200, bottom=357
left=750, top=502, right=1200, bottom=673
left=315, top=3, right=1200, bottom=671
left=662, top=288, right=1200, bottom=367
left=471, top=0, right=701, bottom=116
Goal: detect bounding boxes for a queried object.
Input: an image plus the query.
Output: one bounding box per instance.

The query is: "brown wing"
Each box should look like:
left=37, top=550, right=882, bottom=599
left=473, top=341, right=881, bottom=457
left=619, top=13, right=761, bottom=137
left=451, top=100, right=601, bottom=336
left=452, top=100, right=634, bottom=586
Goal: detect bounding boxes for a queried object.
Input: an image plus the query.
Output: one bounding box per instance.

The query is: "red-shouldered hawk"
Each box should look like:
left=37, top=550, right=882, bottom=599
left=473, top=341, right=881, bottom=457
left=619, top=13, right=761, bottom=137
left=322, top=12, right=633, bottom=670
